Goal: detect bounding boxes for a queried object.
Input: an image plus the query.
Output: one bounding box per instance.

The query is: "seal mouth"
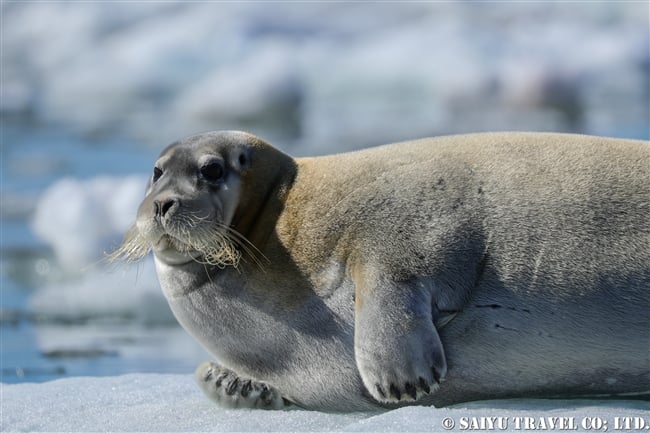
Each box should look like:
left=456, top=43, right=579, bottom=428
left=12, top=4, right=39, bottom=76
left=109, top=216, right=261, bottom=269
left=157, top=227, right=243, bottom=269
left=153, top=234, right=203, bottom=266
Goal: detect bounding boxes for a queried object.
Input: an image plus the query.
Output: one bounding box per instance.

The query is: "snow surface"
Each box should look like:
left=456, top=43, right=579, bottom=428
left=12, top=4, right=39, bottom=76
left=2, top=374, right=648, bottom=432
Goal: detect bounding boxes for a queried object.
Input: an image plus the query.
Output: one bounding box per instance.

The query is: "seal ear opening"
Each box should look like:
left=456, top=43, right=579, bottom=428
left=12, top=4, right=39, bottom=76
left=231, top=149, right=252, bottom=173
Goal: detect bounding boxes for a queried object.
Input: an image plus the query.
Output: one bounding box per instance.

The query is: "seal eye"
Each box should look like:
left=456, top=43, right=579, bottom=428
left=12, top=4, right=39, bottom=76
left=201, top=161, right=225, bottom=182
left=153, top=167, right=163, bottom=183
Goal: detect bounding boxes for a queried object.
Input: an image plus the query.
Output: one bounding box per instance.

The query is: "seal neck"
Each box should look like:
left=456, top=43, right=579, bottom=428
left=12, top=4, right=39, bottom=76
left=232, top=144, right=297, bottom=251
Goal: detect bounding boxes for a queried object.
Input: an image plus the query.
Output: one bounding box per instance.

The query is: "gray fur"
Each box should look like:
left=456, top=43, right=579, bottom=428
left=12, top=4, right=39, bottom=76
left=128, top=131, right=649, bottom=412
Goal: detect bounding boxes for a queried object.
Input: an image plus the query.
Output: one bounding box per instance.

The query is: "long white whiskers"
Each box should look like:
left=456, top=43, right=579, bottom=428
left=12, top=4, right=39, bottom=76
left=108, top=212, right=267, bottom=271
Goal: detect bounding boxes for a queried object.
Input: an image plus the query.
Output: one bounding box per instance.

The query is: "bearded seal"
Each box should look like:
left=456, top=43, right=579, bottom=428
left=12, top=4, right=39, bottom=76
left=114, top=131, right=649, bottom=411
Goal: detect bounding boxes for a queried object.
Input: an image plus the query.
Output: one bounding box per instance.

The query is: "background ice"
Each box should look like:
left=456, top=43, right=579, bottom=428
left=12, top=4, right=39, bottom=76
left=3, top=2, right=648, bottom=149
left=32, top=175, right=146, bottom=271
left=2, top=374, right=648, bottom=432
left=28, top=176, right=175, bottom=323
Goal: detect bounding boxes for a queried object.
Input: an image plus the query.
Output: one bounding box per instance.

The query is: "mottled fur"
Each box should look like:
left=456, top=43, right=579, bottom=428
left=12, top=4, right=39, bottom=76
left=124, top=131, right=649, bottom=411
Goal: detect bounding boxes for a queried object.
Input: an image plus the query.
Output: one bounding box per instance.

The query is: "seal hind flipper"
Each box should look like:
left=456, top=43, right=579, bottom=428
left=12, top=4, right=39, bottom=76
left=195, top=361, right=289, bottom=410
left=353, top=273, right=447, bottom=404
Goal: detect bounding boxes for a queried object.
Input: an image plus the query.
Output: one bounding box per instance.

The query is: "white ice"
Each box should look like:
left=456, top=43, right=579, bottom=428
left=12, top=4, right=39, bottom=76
left=29, top=176, right=174, bottom=323
left=2, top=374, right=648, bottom=432
left=32, top=175, right=146, bottom=272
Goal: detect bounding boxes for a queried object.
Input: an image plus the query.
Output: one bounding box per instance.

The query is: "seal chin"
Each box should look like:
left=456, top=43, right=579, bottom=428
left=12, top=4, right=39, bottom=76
left=154, top=248, right=202, bottom=266
left=152, top=235, right=202, bottom=266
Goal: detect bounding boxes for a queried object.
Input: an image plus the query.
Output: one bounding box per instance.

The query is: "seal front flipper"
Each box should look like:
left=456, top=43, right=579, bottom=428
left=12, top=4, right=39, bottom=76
left=353, top=274, right=447, bottom=404
left=195, top=361, right=290, bottom=410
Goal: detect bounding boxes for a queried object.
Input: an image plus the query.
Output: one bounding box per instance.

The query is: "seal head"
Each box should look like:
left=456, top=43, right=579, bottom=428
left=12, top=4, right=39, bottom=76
left=115, top=130, right=290, bottom=268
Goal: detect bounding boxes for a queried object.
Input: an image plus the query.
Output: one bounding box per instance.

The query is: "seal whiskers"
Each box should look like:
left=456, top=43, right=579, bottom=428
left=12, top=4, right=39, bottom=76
left=174, top=212, right=267, bottom=269
left=108, top=216, right=256, bottom=270
left=107, top=225, right=151, bottom=262
left=163, top=215, right=242, bottom=268
left=215, top=222, right=269, bottom=270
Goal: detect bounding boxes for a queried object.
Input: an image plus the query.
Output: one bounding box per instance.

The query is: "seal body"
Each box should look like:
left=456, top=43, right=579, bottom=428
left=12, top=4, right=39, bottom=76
left=124, top=131, right=649, bottom=411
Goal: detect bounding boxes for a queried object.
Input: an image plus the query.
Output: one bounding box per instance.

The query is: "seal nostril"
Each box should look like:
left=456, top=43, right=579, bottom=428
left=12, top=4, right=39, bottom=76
left=161, top=199, right=175, bottom=217
left=154, top=199, right=177, bottom=218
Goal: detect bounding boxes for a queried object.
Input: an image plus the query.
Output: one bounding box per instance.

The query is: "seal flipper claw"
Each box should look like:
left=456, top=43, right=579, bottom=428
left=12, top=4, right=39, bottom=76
left=405, top=382, right=417, bottom=400
left=225, top=377, right=239, bottom=395
left=240, top=380, right=252, bottom=397
left=432, top=367, right=442, bottom=384
left=214, top=371, right=228, bottom=387
left=389, top=384, right=402, bottom=400
left=195, top=361, right=288, bottom=410
left=419, top=377, right=431, bottom=394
